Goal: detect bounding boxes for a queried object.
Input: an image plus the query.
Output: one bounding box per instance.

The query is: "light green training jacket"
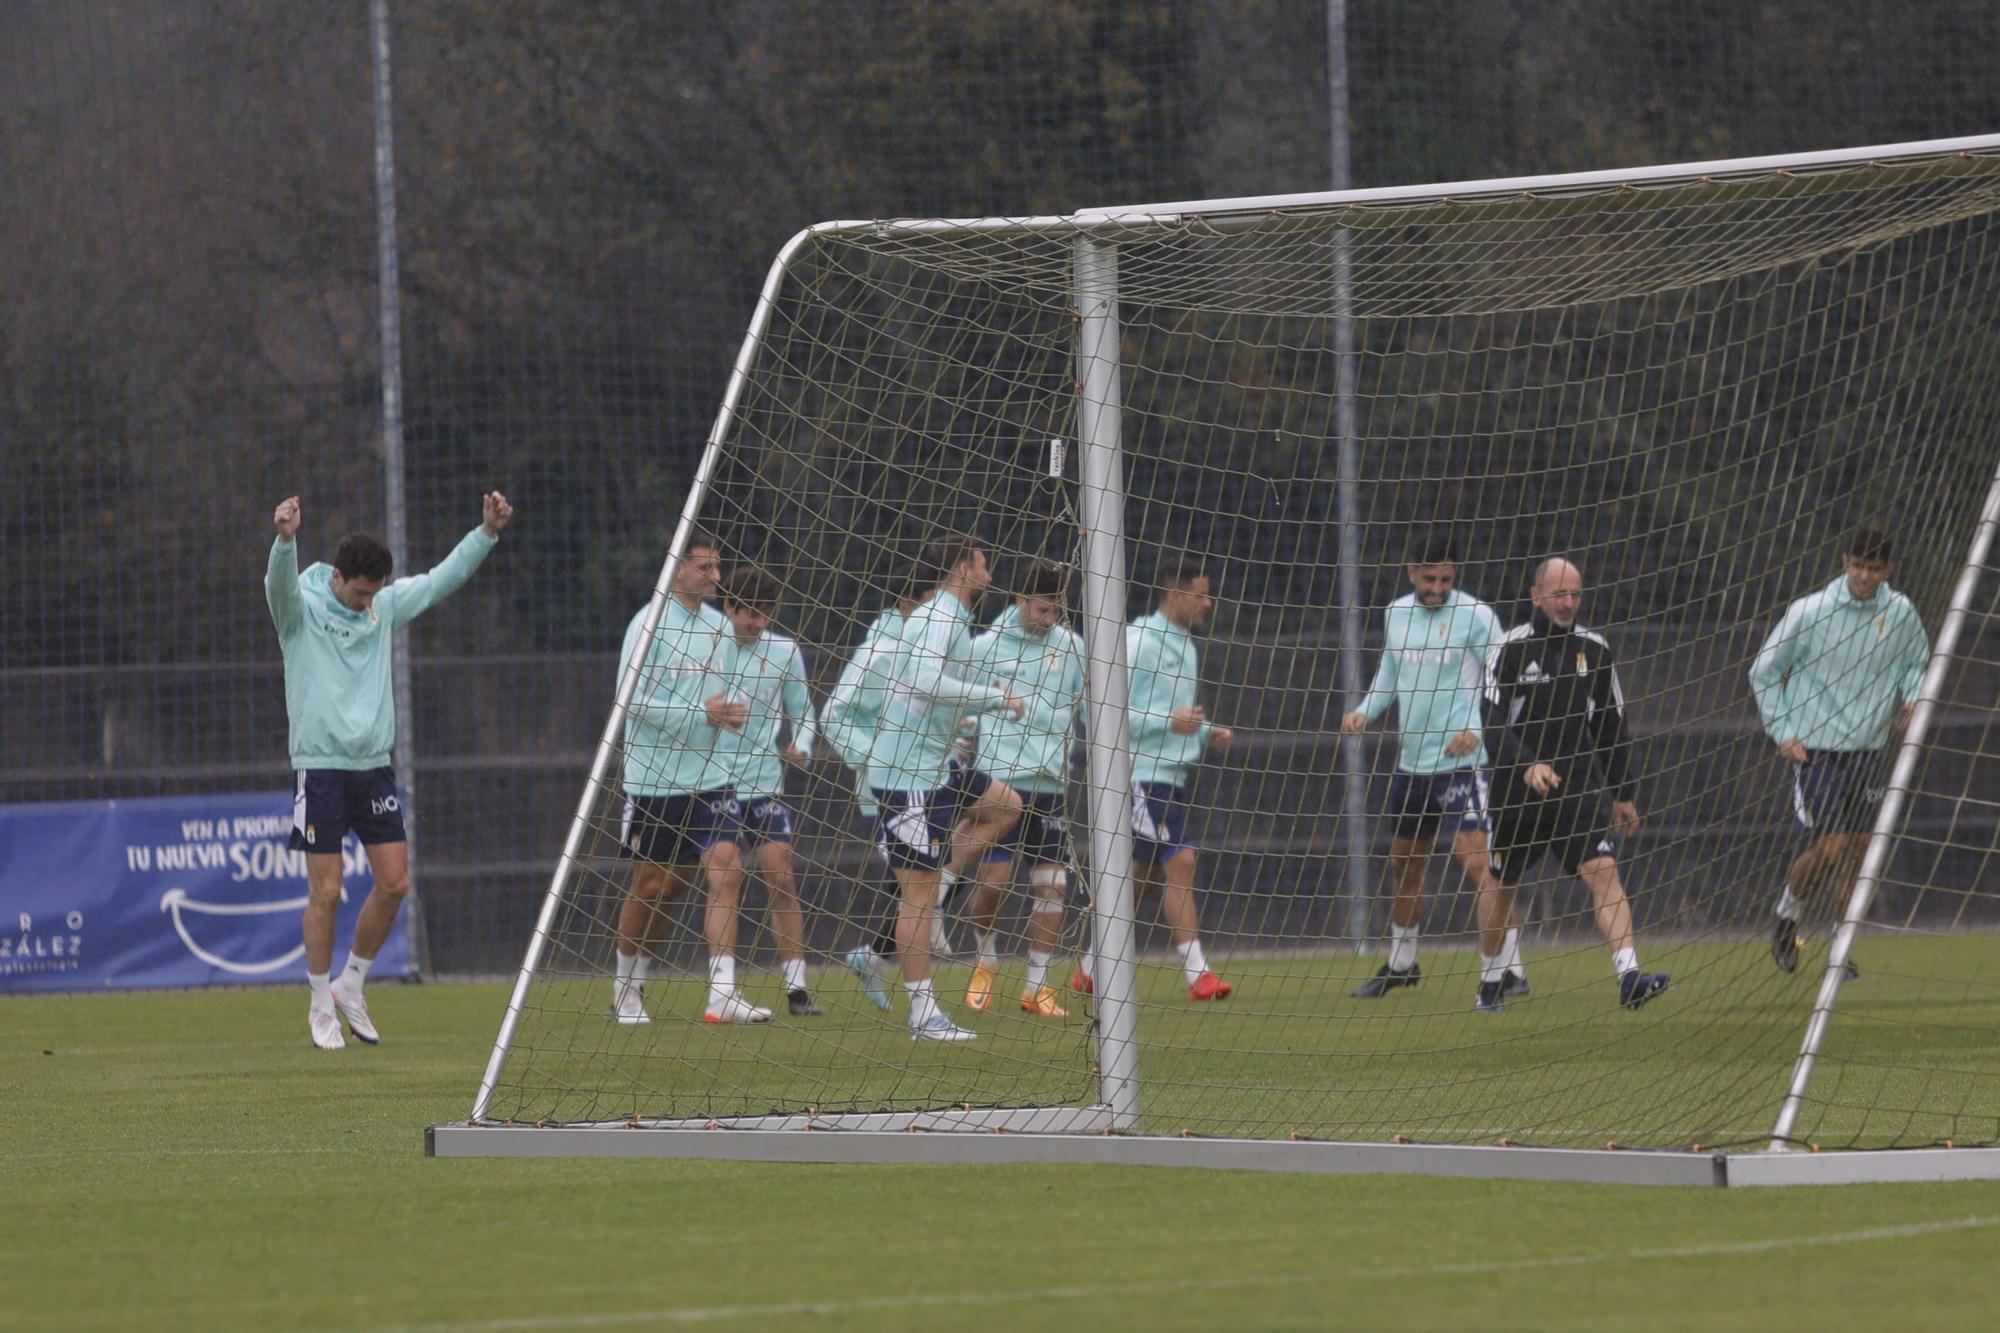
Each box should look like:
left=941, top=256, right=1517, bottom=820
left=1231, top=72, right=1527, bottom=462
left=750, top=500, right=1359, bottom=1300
left=716, top=631, right=817, bottom=801
left=1750, top=574, right=1929, bottom=753
left=820, top=607, right=904, bottom=818
left=265, top=527, right=497, bottom=771
left=969, top=605, right=1085, bottom=794
left=1355, top=589, right=1503, bottom=775
left=1126, top=610, right=1210, bottom=789
left=863, top=591, right=1010, bottom=796
left=618, top=597, right=738, bottom=798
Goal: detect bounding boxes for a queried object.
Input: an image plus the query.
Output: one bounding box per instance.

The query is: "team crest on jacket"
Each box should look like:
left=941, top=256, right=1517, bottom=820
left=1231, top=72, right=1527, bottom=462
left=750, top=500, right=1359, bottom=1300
left=1576, top=650, right=1590, bottom=676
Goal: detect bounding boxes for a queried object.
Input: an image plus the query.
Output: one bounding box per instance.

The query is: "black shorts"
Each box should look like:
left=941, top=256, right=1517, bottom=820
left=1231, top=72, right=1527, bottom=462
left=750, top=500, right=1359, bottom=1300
left=737, top=796, right=797, bottom=847
left=620, top=790, right=741, bottom=867
left=289, top=767, right=405, bottom=852
left=872, top=765, right=995, bottom=872
left=984, top=789, right=1070, bottom=866
left=1489, top=787, right=1615, bottom=885
left=1793, top=749, right=1889, bottom=835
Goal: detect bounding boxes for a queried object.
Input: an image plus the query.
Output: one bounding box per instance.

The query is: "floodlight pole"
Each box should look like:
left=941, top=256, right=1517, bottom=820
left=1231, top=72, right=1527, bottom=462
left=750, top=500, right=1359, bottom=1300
left=1075, top=235, right=1142, bottom=1129
left=1769, top=457, right=2000, bottom=1148
left=368, top=0, right=430, bottom=975
left=1327, top=0, right=1371, bottom=948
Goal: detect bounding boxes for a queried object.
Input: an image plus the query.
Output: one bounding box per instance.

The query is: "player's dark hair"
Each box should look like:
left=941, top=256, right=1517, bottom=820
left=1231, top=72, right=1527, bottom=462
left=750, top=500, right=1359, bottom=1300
left=722, top=565, right=781, bottom=612
left=680, top=527, right=722, bottom=557
left=1407, top=528, right=1462, bottom=567
left=1845, top=526, right=1893, bottom=562
left=333, top=532, right=394, bottom=583
left=1019, top=559, right=1069, bottom=602
left=1155, top=552, right=1207, bottom=591
left=919, top=534, right=983, bottom=585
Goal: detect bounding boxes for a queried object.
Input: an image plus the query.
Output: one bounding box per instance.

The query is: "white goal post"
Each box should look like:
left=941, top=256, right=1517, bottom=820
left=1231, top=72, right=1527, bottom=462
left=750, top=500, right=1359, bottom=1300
left=434, top=133, right=2000, bottom=1184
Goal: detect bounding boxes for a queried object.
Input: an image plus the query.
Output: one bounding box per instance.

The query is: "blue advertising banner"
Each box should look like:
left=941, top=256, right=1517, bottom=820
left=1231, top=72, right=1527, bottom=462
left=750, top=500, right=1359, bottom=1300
left=0, top=792, right=414, bottom=993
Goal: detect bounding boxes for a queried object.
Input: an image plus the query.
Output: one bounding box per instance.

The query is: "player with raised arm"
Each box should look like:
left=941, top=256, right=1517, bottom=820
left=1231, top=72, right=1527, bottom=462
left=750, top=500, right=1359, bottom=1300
left=864, top=535, right=1025, bottom=1040
left=717, top=566, right=823, bottom=1017
left=1342, top=529, right=1507, bottom=999
left=266, top=491, right=512, bottom=1050
left=609, top=530, right=766, bottom=1026
left=1482, top=558, right=1670, bottom=1012
left=1750, top=527, right=1930, bottom=976
left=1073, top=552, right=1235, bottom=1002
left=962, top=560, right=1085, bottom=1018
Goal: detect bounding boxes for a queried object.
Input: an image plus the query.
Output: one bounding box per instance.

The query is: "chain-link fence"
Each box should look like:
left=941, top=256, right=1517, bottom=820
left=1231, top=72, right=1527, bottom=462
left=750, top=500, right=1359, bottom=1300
left=6, top=0, right=1998, bottom=974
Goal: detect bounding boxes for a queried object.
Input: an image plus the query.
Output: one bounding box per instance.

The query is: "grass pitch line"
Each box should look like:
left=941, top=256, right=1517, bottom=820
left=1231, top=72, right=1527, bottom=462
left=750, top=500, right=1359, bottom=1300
left=373, top=1214, right=1999, bottom=1330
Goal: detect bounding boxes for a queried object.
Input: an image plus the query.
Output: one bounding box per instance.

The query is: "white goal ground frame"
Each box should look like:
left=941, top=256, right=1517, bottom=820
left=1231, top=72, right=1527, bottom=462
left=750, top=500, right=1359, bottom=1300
left=432, top=132, right=2000, bottom=1185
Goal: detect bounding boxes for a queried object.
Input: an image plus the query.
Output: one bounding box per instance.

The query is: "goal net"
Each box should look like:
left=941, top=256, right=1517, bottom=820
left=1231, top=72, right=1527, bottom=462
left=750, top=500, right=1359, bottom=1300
left=450, top=135, right=2000, bottom=1166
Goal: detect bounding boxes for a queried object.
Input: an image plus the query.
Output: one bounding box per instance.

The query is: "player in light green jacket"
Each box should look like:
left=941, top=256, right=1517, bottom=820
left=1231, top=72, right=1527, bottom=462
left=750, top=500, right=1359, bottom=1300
left=1341, top=529, right=1508, bottom=1001
left=266, top=491, right=511, bottom=1051
left=865, top=536, right=1024, bottom=1041
left=1750, top=527, right=1930, bottom=975
left=1072, top=552, right=1235, bottom=1003
left=717, top=566, right=822, bottom=1017
left=962, top=560, right=1086, bottom=1018
left=609, top=529, right=766, bottom=1027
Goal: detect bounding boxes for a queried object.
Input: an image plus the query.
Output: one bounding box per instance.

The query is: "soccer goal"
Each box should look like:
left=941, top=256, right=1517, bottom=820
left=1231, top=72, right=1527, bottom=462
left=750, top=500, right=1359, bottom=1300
left=431, top=134, right=2000, bottom=1185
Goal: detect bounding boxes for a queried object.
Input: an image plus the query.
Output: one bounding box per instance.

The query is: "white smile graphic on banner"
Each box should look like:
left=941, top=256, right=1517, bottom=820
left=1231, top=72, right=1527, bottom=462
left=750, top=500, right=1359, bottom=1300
left=158, top=885, right=351, bottom=974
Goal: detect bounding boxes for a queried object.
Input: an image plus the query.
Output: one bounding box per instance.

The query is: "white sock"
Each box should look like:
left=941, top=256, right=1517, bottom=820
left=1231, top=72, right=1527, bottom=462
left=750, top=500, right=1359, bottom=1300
left=1613, top=946, right=1639, bottom=977
left=1480, top=953, right=1507, bottom=984
left=307, top=971, right=333, bottom=1006
left=707, top=955, right=736, bottom=1005
left=1502, top=927, right=1524, bottom=977
left=340, top=953, right=373, bottom=990
left=906, top=978, right=938, bottom=1025
left=1175, top=938, right=1208, bottom=983
left=615, top=951, right=637, bottom=986
left=976, top=930, right=1001, bottom=967
left=782, top=957, right=808, bottom=993
left=1775, top=887, right=1803, bottom=919
left=938, top=868, right=960, bottom=908
left=1025, top=949, right=1052, bottom=992
left=1387, top=924, right=1419, bottom=973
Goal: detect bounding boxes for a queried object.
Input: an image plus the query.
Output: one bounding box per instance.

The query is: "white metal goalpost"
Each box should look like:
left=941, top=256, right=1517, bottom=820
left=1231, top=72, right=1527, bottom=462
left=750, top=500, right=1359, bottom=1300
left=434, top=133, right=2000, bottom=1185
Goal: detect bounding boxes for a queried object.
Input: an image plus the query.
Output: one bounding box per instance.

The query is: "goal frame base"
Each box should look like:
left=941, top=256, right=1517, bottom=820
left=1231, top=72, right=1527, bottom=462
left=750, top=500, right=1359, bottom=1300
left=425, top=1121, right=2000, bottom=1187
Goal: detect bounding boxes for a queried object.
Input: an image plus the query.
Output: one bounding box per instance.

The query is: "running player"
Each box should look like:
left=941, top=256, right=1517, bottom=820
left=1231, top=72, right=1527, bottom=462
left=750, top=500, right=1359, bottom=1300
left=963, top=559, right=1084, bottom=1018
left=609, top=530, right=766, bottom=1026
left=1342, top=529, right=1507, bottom=999
left=1750, top=527, right=1929, bottom=976
left=1073, top=552, right=1235, bottom=1002
left=863, top=536, right=1024, bottom=1040
left=718, top=566, right=822, bottom=1017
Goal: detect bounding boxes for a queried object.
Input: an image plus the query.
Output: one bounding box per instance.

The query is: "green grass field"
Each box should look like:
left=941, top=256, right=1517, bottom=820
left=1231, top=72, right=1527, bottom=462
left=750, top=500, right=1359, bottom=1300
left=9, top=953, right=2000, bottom=1329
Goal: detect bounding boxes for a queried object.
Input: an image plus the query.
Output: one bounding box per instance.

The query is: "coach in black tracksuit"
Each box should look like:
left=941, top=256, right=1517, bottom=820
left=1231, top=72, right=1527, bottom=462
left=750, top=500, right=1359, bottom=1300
left=1480, top=557, right=1668, bottom=1010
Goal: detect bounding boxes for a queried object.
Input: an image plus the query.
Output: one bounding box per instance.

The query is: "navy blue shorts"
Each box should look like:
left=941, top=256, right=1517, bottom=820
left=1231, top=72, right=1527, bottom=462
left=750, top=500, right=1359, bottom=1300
left=1130, top=781, right=1190, bottom=864
left=984, top=789, right=1070, bottom=866
left=1793, top=749, right=1889, bottom=835
left=1490, top=788, right=1615, bottom=884
left=289, top=767, right=405, bottom=852
left=872, top=765, right=994, bottom=872
left=620, top=790, right=741, bottom=866
left=737, top=796, right=797, bottom=847
left=1385, top=768, right=1490, bottom=842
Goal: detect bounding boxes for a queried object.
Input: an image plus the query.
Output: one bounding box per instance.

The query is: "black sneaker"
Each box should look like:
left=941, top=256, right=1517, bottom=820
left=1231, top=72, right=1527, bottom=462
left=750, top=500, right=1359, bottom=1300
left=1771, top=915, right=1800, bottom=972
left=1501, top=968, right=1530, bottom=998
left=787, top=988, right=822, bottom=1017
left=1474, top=979, right=1506, bottom=1013
left=1619, top=969, right=1670, bottom=1010
left=1841, top=957, right=1860, bottom=982
left=1351, top=962, right=1421, bottom=998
